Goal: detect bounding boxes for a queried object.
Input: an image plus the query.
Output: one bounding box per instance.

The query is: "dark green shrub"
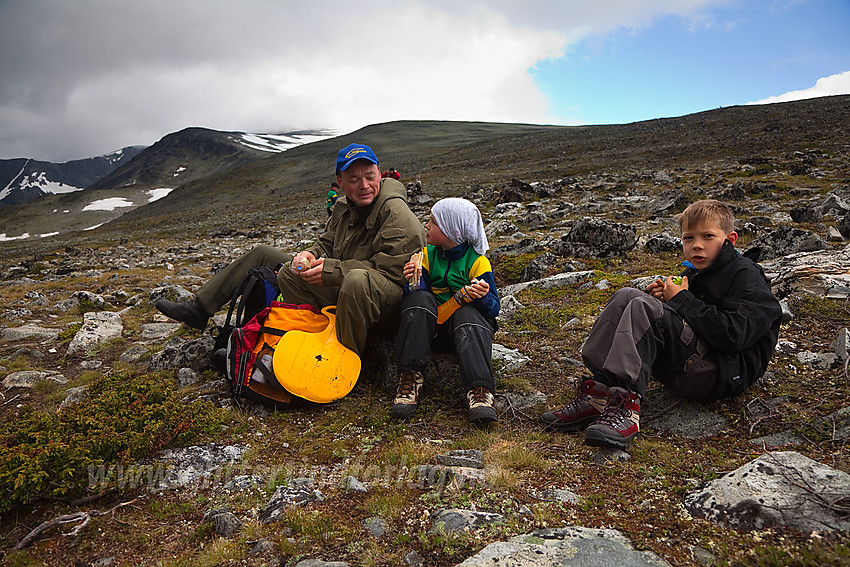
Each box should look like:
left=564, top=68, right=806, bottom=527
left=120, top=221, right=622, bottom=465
left=0, top=371, right=223, bottom=514
left=492, top=252, right=540, bottom=285
left=58, top=322, right=82, bottom=341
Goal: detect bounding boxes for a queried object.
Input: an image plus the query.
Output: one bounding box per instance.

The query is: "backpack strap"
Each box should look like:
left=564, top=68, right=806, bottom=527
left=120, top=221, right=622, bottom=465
left=258, top=326, right=287, bottom=337
left=251, top=357, right=285, bottom=390
left=234, top=275, right=261, bottom=327
left=223, top=270, right=252, bottom=329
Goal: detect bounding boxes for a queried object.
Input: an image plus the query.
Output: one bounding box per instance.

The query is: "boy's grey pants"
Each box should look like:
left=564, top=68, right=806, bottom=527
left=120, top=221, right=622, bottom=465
left=581, top=287, right=718, bottom=400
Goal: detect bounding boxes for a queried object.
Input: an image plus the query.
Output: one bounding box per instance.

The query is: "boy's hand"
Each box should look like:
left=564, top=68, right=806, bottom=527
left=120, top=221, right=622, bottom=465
left=402, top=260, right=415, bottom=280
left=646, top=278, right=664, bottom=300
left=465, top=278, right=489, bottom=299
left=663, top=275, right=688, bottom=301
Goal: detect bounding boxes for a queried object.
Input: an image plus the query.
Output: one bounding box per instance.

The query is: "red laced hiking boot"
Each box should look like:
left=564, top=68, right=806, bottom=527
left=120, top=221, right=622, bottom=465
left=540, top=379, right=609, bottom=432
left=584, top=387, right=641, bottom=450
left=391, top=370, right=424, bottom=419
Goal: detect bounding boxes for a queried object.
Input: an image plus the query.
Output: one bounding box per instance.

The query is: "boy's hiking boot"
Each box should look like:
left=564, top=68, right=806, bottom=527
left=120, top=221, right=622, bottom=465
left=467, top=387, right=497, bottom=424
left=540, top=379, right=609, bottom=432
left=154, top=298, right=210, bottom=330
left=584, top=387, right=641, bottom=450
left=391, top=370, right=424, bottom=419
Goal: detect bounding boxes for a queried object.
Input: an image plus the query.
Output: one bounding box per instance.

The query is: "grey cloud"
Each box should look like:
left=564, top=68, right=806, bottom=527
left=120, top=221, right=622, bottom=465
left=0, top=0, right=730, bottom=161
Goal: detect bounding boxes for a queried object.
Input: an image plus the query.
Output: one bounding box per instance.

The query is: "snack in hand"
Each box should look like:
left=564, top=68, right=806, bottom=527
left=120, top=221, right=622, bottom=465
left=409, top=251, right=423, bottom=290
left=291, top=256, right=311, bottom=272
left=671, top=276, right=683, bottom=285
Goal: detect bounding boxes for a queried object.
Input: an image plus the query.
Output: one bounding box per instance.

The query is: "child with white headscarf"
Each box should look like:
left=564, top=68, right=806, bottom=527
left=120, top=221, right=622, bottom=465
left=391, top=198, right=500, bottom=425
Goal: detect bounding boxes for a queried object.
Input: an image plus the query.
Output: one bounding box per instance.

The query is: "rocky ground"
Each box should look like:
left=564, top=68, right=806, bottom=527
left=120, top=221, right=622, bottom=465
left=1, top=149, right=850, bottom=566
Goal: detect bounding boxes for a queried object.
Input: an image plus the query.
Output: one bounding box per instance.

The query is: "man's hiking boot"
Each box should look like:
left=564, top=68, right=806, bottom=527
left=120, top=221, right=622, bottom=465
left=154, top=298, right=210, bottom=330
left=391, top=370, right=424, bottom=419
left=540, top=379, right=609, bottom=432
left=584, top=387, right=641, bottom=450
left=467, top=387, right=497, bottom=424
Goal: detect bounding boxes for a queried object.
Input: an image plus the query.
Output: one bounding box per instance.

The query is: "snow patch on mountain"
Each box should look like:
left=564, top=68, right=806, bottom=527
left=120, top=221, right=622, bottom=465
left=81, top=188, right=172, bottom=212
left=0, top=169, right=84, bottom=202
left=0, top=160, right=29, bottom=201
left=148, top=188, right=173, bottom=202
left=82, top=197, right=135, bottom=212
left=235, top=130, right=339, bottom=153
left=27, top=171, right=84, bottom=196
left=0, top=232, right=30, bottom=242
left=3, top=160, right=86, bottom=201
left=104, top=148, right=131, bottom=164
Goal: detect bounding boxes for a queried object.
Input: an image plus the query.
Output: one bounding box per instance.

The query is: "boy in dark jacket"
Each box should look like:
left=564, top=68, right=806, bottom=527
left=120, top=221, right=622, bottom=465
left=541, top=199, right=782, bottom=450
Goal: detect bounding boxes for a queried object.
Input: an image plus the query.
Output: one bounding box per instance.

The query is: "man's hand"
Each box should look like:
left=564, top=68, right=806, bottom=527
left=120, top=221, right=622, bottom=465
left=291, top=251, right=316, bottom=271
left=293, top=252, right=324, bottom=285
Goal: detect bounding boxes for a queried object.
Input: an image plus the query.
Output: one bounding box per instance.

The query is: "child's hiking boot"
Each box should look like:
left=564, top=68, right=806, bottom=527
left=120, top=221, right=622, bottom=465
left=540, top=379, right=609, bottom=432
left=584, top=387, right=641, bottom=450
left=154, top=298, right=210, bottom=330
left=467, top=387, right=497, bottom=424
left=391, top=370, right=424, bottom=419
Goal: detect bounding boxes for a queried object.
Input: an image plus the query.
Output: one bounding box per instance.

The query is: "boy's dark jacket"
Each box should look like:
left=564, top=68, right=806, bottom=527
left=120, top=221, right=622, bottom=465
left=665, top=240, right=782, bottom=401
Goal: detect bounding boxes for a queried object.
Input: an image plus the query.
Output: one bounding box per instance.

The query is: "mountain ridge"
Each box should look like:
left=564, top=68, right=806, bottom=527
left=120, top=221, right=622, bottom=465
left=0, top=128, right=338, bottom=241
left=1, top=95, right=848, bottom=252
left=88, top=127, right=338, bottom=191
left=106, top=95, right=850, bottom=238
left=0, top=147, right=145, bottom=206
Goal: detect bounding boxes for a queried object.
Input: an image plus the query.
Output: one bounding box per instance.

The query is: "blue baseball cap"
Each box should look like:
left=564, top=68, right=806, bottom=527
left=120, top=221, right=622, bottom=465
left=336, top=143, right=379, bottom=173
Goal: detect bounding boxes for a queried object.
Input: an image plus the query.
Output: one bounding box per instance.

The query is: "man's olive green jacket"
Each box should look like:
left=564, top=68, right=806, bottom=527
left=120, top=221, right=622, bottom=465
left=309, top=178, right=425, bottom=287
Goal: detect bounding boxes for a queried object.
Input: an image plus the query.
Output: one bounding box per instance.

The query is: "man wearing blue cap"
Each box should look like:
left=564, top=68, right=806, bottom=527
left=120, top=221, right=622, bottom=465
left=155, top=143, right=425, bottom=356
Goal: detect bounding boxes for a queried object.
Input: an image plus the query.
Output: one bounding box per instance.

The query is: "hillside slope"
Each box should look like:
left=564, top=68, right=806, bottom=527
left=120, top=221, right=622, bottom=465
left=88, top=127, right=280, bottom=190
left=1, top=95, right=848, bottom=254
left=107, top=95, right=850, bottom=237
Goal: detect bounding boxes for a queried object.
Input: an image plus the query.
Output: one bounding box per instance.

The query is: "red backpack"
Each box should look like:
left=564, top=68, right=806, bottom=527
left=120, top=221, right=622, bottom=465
left=226, top=301, right=329, bottom=408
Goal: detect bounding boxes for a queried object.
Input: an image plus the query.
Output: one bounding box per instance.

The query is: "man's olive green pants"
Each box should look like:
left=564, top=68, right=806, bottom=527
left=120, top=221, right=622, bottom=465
left=194, top=244, right=401, bottom=355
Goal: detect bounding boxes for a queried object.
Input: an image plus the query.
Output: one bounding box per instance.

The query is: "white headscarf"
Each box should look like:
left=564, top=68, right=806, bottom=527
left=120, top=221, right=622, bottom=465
left=431, top=198, right=489, bottom=255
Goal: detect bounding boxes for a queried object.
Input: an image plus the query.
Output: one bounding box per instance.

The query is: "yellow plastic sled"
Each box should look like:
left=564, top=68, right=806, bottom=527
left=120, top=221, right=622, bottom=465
left=272, top=306, right=361, bottom=403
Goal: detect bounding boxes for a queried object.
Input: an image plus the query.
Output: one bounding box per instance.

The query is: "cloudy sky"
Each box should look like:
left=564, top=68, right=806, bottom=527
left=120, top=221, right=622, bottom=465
left=1, top=0, right=848, bottom=163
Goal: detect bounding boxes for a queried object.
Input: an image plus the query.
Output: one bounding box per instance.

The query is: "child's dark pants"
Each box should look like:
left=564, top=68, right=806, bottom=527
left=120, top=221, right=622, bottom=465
left=396, top=291, right=496, bottom=393
left=581, top=287, right=719, bottom=400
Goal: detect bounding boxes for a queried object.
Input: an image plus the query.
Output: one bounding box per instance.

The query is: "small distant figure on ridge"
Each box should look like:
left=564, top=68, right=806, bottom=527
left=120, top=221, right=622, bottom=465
left=326, top=181, right=340, bottom=217
left=382, top=167, right=401, bottom=180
